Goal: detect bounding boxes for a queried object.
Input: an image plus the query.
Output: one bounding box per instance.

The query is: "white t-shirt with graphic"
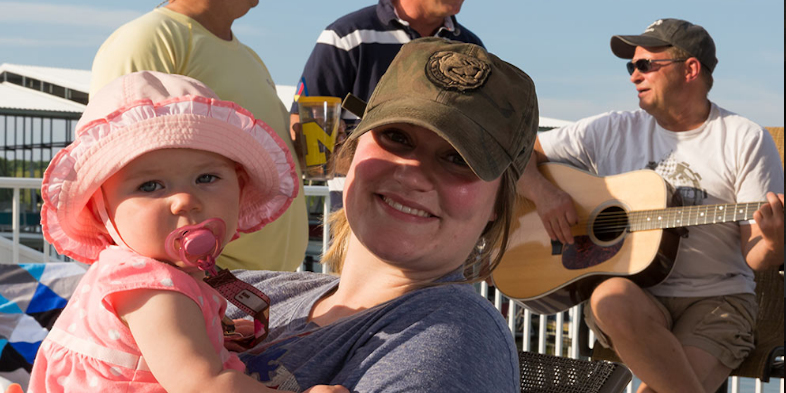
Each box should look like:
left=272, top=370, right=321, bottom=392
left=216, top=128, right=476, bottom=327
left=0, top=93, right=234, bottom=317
left=538, top=103, right=784, bottom=297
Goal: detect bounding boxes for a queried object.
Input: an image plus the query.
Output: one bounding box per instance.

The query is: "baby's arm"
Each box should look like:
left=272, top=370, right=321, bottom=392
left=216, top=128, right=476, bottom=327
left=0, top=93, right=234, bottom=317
left=114, top=289, right=347, bottom=393
left=114, top=289, right=270, bottom=391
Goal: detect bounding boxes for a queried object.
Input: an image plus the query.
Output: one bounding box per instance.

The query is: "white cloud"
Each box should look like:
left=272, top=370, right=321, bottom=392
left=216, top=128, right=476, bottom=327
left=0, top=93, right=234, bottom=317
left=0, top=2, right=141, bottom=29
left=0, top=37, right=98, bottom=48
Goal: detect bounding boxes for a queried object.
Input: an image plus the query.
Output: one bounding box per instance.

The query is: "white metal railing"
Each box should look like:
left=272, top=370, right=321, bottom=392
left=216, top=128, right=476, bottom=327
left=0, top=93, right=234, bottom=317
left=1, top=177, right=782, bottom=392
left=0, top=179, right=334, bottom=266
left=303, top=185, right=331, bottom=264
left=0, top=176, right=44, bottom=264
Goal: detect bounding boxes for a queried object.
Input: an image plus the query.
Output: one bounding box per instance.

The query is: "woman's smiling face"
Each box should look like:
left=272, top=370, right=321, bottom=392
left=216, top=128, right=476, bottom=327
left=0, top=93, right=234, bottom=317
left=343, top=123, right=500, bottom=275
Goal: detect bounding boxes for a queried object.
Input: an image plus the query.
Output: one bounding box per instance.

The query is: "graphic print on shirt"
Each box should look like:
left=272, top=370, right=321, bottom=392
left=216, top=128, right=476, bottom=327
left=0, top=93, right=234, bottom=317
left=646, top=152, right=707, bottom=206
left=247, top=336, right=301, bottom=391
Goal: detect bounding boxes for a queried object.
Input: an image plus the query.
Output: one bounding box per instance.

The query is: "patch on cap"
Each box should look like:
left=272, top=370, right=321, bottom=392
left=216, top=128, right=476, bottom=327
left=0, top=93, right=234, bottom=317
left=425, top=51, right=491, bottom=92
left=644, top=19, right=664, bottom=33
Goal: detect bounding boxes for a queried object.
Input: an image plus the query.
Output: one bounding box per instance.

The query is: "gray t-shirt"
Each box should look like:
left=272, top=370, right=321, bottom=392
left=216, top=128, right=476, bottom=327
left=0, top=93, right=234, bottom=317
left=227, top=270, right=519, bottom=392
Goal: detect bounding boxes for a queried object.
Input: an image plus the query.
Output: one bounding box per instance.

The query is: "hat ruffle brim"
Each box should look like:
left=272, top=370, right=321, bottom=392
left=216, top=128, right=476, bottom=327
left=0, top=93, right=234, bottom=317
left=41, top=96, right=298, bottom=263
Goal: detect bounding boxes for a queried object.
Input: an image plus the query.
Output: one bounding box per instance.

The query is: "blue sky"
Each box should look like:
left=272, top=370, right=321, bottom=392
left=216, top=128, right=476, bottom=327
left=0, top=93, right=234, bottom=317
left=0, top=1, right=783, bottom=126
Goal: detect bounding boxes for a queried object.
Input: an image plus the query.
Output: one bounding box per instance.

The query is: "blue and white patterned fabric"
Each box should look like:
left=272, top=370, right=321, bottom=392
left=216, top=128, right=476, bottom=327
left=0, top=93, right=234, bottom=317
left=0, top=262, right=87, bottom=388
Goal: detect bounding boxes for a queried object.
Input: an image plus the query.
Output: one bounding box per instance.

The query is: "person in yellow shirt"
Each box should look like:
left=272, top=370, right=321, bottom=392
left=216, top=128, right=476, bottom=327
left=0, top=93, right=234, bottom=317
left=90, top=0, right=308, bottom=272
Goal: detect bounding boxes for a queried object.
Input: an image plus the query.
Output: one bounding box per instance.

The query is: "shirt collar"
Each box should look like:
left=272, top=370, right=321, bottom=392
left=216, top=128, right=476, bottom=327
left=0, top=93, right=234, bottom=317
left=376, top=0, right=461, bottom=37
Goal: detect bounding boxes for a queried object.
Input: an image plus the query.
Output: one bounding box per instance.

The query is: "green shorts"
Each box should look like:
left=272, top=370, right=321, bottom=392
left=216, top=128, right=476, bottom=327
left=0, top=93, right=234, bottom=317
left=584, top=292, right=757, bottom=369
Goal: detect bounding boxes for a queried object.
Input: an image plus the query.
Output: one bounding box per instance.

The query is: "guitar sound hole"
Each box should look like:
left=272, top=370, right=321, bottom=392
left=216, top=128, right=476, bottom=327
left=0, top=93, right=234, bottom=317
left=593, top=206, right=628, bottom=242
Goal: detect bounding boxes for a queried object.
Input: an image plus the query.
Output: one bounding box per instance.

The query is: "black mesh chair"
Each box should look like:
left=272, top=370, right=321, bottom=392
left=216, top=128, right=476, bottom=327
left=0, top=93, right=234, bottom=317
left=519, top=351, right=632, bottom=393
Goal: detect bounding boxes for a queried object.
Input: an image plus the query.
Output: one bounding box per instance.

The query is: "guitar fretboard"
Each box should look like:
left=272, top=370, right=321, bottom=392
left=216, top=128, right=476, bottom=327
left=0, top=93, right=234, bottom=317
left=629, top=202, right=765, bottom=232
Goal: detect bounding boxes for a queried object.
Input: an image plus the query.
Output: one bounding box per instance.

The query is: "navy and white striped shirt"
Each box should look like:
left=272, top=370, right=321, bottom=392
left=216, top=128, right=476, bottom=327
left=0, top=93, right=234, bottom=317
left=290, top=0, right=484, bottom=122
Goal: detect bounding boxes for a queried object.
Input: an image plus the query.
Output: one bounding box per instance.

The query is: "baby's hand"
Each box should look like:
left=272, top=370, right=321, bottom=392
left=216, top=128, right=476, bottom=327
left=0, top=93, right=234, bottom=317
left=223, top=318, right=258, bottom=352
left=303, top=385, right=349, bottom=393
left=230, top=318, right=256, bottom=336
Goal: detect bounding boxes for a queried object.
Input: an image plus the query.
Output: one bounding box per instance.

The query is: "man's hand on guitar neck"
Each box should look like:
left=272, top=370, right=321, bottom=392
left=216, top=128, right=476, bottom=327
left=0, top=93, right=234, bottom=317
left=754, top=192, right=784, bottom=240
left=518, top=150, right=579, bottom=245
left=743, top=192, right=785, bottom=271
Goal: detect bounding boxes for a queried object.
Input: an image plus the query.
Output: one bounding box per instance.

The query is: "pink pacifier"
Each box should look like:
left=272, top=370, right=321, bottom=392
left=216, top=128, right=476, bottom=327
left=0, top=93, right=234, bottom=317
left=165, top=218, right=226, bottom=276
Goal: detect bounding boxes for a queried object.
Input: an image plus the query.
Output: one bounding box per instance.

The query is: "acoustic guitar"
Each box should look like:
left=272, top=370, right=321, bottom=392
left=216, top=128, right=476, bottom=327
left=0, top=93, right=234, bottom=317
left=492, top=163, right=768, bottom=315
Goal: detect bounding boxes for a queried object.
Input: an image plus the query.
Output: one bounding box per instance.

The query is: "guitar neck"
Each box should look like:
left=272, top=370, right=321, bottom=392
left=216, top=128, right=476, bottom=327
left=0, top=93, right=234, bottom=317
left=629, top=202, right=765, bottom=231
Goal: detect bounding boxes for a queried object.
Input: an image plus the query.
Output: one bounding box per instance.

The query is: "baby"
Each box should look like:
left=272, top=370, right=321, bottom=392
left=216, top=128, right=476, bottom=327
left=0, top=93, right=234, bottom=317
left=27, top=71, right=346, bottom=393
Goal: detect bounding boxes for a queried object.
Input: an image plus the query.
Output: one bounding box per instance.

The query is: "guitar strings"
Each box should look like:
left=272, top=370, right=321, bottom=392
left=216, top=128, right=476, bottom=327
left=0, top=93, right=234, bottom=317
left=555, top=202, right=763, bottom=234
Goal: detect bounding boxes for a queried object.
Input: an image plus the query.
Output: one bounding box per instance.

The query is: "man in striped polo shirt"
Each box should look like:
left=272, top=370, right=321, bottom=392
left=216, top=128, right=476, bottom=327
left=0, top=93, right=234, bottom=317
left=289, top=0, right=483, bottom=209
left=289, top=0, right=482, bottom=136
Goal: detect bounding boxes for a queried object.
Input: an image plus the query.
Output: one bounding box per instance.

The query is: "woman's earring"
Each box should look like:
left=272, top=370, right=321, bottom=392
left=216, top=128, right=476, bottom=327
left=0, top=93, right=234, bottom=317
left=476, top=237, right=487, bottom=252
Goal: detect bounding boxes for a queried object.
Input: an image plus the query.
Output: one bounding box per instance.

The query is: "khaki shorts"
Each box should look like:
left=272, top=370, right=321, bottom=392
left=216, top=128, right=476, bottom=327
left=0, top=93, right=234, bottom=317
left=584, top=291, right=757, bottom=369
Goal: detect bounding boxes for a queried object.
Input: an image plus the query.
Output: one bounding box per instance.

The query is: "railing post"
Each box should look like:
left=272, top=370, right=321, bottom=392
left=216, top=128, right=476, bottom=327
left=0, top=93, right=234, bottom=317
left=43, top=239, right=51, bottom=262
left=555, top=311, right=564, bottom=357
left=570, top=306, right=580, bottom=359
left=507, top=301, right=516, bottom=334
left=303, top=185, right=331, bottom=273
left=322, top=191, right=330, bottom=271
left=494, top=287, right=503, bottom=315
left=13, top=187, right=20, bottom=264
left=538, top=314, right=547, bottom=354
left=522, top=308, right=531, bottom=352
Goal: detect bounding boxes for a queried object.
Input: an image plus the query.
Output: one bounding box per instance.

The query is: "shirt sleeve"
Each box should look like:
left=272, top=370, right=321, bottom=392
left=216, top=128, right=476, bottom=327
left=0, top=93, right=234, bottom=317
left=96, top=249, right=208, bottom=317
left=735, top=126, right=784, bottom=201
left=538, top=113, right=613, bottom=173
left=90, top=14, right=189, bottom=97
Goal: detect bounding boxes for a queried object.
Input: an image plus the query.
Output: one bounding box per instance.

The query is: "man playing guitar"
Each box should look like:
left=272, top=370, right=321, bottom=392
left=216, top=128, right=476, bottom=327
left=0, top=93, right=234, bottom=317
left=519, top=19, right=784, bottom=393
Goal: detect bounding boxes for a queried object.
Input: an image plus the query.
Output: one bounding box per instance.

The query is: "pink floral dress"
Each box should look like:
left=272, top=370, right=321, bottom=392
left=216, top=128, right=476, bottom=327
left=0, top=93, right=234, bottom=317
left=28, top=246, right=244, bottom=392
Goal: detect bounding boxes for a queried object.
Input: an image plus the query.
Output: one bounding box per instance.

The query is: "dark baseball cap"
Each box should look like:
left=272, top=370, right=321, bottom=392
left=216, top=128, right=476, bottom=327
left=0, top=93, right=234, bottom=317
left=347, top=37, right=539, bottom=182
left=611, top=18, right=718, bottom=73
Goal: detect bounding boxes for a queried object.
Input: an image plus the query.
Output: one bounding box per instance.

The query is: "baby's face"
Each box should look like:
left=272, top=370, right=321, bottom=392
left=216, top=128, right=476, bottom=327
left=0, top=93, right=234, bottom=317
left=101, top=149, right=242, bottom=268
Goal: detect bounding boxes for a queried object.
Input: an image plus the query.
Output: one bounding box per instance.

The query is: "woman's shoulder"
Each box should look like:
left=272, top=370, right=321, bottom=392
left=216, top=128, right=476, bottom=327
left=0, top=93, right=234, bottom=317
left=104, top=8, right=189, bottom=42
left=232, top=270, right=337, bottom=293
left=226, top=270, right=338, bottom=316
left=385, top=283, right=512, bottom=337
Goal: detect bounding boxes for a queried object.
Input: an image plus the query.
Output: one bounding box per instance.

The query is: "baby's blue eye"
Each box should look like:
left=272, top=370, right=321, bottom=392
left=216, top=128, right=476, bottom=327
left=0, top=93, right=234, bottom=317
left=138, top=181, right=162, bottom=192
left=197, top=174, right=218, bottom=184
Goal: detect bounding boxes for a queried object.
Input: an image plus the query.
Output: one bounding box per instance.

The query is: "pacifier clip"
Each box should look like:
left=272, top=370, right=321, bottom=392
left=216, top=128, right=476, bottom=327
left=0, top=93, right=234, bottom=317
left=165, top=219, right=270, bottom=349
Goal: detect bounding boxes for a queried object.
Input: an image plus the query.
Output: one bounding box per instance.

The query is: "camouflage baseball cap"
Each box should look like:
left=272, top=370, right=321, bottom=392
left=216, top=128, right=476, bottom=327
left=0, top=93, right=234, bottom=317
left=348, top=37, right=539, bottom=182
left=611, top=18, right=718, bottom=73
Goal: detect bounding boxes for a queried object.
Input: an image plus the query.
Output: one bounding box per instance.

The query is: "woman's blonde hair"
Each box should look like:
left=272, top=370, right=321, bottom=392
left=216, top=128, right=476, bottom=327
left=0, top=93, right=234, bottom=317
left=321, top=135, right=521, bottom=284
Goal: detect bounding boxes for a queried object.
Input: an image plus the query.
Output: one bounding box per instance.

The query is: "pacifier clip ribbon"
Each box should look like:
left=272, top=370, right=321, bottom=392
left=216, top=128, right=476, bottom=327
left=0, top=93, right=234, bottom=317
left=166, top=219, right=270, bottom=348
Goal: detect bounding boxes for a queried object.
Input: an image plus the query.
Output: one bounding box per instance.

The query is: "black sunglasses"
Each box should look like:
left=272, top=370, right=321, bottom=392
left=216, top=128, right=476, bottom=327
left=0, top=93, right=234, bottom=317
left=626, top=59, right=688, bottom=75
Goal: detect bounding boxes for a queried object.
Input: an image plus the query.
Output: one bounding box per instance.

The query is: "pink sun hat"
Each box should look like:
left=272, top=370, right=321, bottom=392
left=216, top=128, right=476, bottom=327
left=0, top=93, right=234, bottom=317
left=41, top=71, right=299, bottom=263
